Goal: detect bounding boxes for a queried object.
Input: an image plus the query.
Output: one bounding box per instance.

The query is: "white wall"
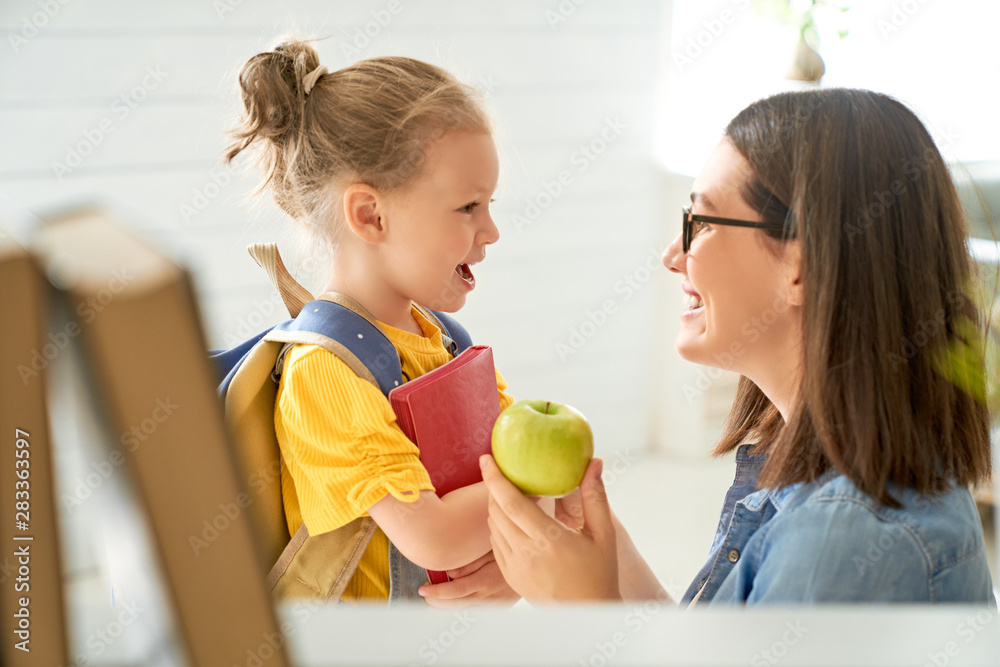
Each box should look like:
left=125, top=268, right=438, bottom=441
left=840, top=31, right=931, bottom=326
left=0, top=0, right=675, bottom=462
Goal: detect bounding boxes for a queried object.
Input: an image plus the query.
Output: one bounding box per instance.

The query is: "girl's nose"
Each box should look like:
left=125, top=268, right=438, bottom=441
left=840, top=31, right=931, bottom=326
left=481, top=213, right=500, bottom=245
left=663, top=232, right=685, bottom=274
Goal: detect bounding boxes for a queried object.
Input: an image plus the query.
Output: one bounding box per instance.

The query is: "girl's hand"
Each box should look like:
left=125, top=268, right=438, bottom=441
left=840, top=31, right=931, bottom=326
left=479, top=455, right=622, bottom=604
left=417, top=551, right=521, bottom=608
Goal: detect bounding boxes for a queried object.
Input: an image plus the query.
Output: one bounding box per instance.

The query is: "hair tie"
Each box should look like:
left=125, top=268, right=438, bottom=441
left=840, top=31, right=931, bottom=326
left=302, top=65, right=327, bottom=96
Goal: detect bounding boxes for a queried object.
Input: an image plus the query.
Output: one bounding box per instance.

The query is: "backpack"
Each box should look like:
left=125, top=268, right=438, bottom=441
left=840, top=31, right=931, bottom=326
left=210, top=243, right=471, bottom=601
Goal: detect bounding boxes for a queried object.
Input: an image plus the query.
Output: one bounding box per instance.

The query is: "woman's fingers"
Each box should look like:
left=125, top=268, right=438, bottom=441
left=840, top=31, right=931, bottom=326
left=420, top=572, right=483, bottom=604
left=479, top=454, right=552, bottom=540
left=486, top=512, right=513, bottom=562
left=445, top=550, right=493, bottom=579
left=579, top=458, right=614, bottom=541
left=479, top=454, right=621, bottom=602
left=554, top=487, right=584, bottom=530
left=421, top=576, right=473, bottom=602
left=490, top=529, right=508, bottom=572
left=419, top=556, right=521, bottom=608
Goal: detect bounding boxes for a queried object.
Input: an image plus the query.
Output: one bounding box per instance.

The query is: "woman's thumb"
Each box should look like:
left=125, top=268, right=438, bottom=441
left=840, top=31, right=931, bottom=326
left=580, top=458, right=614, bottom=540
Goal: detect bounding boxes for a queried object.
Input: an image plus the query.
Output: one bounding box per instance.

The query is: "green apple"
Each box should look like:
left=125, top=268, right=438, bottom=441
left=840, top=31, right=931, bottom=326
left=491, top=399, right=594, bottom=497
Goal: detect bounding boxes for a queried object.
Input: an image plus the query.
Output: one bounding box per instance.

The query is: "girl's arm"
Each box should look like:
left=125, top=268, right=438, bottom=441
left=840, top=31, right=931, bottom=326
left=369, top=367, right=515, bottom=572
left=368, top=483, right=491, bottom=572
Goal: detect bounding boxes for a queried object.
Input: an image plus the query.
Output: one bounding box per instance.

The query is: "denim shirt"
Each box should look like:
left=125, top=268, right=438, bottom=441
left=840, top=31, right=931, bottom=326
left=681, top=444, right=996, bottom=605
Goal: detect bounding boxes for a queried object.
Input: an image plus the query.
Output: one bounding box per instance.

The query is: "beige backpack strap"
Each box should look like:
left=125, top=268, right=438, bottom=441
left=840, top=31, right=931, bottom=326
left=222, top=338, right=289, bottom=566
left=247, top=243, right=314, bottom=317
left=268, top=518, right=379, bottom=600
left=266, top=522, right=310, bottom=591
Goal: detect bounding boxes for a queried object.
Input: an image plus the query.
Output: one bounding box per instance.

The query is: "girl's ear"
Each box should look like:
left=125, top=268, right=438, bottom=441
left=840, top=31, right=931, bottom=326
left=342, top=183, right=385, bottom=244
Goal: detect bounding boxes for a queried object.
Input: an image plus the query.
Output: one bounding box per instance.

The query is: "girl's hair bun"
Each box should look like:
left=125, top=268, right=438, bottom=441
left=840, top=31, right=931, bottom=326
left=227, top=38, right=321, bottom=154
left=225, top=39, right=491, bottom=239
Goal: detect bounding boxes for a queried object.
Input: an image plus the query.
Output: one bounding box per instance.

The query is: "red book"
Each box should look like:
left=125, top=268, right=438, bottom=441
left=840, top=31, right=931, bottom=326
left=388, top=345, right=500, bottom=584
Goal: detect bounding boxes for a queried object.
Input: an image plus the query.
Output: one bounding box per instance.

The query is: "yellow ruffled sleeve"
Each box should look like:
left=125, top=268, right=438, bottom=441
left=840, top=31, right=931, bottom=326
left=274, top=344, right=435, bottom=536
left=496, top=367, right=515, bottom=411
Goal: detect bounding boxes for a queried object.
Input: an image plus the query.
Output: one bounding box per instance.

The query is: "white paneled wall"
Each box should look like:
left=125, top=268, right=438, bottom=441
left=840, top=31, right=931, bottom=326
left=1, top=0, right=674, bottom=461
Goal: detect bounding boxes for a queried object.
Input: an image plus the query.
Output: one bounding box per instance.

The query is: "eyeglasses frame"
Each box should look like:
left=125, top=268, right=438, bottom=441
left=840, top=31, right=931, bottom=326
left=682, top=206, right=790, bottom=253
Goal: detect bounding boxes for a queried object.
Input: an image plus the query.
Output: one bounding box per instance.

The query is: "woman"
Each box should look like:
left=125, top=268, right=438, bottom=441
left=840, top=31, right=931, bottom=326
left=476, top=88, right=996, bottom=605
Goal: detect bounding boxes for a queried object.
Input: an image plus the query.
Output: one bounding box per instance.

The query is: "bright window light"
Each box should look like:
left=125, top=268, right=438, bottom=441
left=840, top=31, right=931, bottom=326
left=657, top=0, right=1000, bottom=176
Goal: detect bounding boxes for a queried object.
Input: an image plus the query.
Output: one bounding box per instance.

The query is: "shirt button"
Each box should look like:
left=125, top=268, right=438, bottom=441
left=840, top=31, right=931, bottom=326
left=727, top=549, right=740, bottom=563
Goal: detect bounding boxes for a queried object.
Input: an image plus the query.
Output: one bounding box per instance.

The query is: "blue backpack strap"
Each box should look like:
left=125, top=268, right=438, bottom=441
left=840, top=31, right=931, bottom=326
left=425, top=308, right=473, bottom=356
left=214, top=295, right=470, bottom=404
left=266, top=295, right=403, bottom=397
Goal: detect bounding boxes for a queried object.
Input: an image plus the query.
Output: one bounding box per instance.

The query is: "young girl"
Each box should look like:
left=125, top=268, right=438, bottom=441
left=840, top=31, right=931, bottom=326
left=473, top=88, right=997, bottom=606
left=225, top=39, right=517, bottom=605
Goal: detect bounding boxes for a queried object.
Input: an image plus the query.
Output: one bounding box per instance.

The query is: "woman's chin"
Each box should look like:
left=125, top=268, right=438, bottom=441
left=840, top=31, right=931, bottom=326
left=675, top=339, right=723, bottom=371
left=674, top=342, right=700, bottom=366
left=674, top=331, right=704, bottom=358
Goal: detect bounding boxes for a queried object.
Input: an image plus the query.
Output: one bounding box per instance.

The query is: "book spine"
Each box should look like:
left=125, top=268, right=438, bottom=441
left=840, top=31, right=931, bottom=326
left=0, top=246, right=69, bottom=666
left=390, top=396, right=417, bottom=443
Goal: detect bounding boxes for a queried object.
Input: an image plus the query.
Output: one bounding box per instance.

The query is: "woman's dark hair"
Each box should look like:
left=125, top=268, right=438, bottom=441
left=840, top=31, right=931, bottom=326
left=714, top=88, right=992, bottom=506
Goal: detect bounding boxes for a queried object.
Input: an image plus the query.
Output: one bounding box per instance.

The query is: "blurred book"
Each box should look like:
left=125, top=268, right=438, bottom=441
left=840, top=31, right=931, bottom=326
left=32, top=206, right=288, bottom=666
left=0, top=227, right=68, bottom=667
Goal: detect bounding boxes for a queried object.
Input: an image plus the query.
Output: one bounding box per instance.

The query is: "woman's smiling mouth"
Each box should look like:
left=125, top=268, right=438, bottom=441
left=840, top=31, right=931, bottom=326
left=682, top=282, right=703, bottom=315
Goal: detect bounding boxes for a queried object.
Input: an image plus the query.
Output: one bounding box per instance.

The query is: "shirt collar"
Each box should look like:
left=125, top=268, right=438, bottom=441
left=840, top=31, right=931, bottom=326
left=762, top=467, right=840, bottom=512
left=732, top=443, right=839, bottom=513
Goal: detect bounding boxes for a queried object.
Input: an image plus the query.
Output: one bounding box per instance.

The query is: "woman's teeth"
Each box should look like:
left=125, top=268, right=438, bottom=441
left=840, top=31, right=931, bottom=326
left=684, top=293, right=704, bottom=310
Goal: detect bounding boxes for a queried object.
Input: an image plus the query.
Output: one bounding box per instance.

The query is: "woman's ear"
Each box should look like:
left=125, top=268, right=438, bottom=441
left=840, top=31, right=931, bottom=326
left=784, top=240, right=804, bottom=307
left=342, top=183, right=385, bottom=244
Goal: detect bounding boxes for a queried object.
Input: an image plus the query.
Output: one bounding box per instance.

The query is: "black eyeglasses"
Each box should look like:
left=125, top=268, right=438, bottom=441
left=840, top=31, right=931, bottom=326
left=682, top=206, right=789, bottom=253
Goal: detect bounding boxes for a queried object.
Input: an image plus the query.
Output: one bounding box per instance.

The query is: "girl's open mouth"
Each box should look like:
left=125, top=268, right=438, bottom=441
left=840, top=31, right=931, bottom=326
left=456, top=263, right=475, bottom=288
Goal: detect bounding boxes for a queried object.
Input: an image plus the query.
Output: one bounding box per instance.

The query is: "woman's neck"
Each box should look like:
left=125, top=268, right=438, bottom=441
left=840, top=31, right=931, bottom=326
left=746, top=336, right=803, bottom=424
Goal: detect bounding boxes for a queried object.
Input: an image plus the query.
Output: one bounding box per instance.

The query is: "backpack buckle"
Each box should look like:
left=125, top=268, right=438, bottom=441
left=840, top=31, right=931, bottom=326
left=271, top=342, right=295, bottom=384
left=441, top=334, right=458, bottom=357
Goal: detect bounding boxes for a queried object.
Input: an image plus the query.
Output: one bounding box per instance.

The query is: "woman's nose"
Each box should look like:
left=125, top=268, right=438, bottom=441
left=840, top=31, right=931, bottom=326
left=663, top=232, right=685, bottom=274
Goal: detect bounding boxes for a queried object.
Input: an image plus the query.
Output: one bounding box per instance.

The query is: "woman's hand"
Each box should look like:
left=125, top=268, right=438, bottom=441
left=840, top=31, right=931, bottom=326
left=479, top=454, right=622, bottom=604
left=417, top=551, right=521, bottom=608
left=554, top=486, right=584, bottom=530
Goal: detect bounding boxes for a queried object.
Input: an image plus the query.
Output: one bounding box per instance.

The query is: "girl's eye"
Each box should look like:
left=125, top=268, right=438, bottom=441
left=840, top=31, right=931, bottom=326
left=459, top=198, right=495, bottom=215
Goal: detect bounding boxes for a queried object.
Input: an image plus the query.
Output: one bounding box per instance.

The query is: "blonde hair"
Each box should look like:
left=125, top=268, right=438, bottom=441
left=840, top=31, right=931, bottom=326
left=225, top=38, right=491, bottom=247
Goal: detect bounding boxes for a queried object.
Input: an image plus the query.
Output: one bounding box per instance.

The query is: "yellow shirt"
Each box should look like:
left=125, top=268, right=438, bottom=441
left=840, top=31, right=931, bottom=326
left=274, top=306, right=514, bottom=602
